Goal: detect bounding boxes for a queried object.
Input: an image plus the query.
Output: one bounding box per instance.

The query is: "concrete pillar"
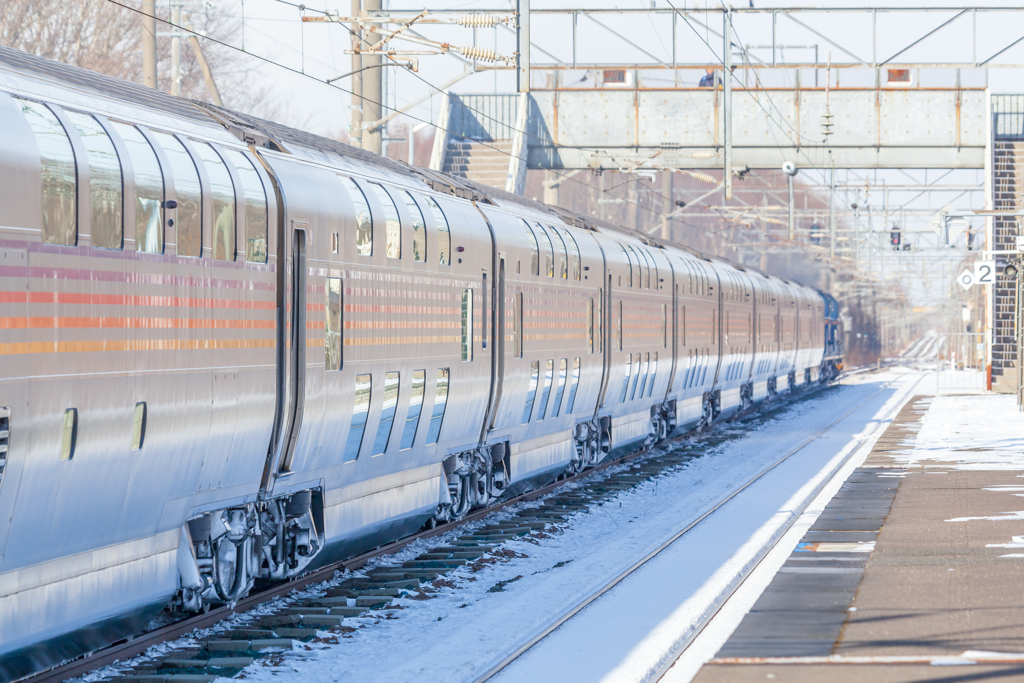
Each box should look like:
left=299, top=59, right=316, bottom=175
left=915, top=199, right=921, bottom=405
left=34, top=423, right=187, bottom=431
left=142, top=0, right=157, bottom=89
left=350, top=0, right=363, bottom=148
left=516, top=0, right=530, bottom=92
left=362, top=0, right=383, bottom=154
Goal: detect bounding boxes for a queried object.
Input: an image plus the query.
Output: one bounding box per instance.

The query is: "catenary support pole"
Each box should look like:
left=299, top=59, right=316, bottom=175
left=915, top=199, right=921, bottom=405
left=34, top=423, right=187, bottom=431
left=517, top=0, right=530, bottom=92
left=788, top=172, right=795, bottom=241
left=142, top=0, right=157, bottom=88
left=723, top=8, right=733, bottom=201
left=362, top=0, right=383, bottom=153
left=350, top=0, right=363, bottom=148
left=829, top=167, right=836, bottom=259
left=171, top=3, right=181, bottom=96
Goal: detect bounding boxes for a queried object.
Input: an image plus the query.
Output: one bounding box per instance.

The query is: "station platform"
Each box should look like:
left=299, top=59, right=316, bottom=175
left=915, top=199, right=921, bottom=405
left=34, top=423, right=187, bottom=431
left=693, top=392, right=1024, bottom=682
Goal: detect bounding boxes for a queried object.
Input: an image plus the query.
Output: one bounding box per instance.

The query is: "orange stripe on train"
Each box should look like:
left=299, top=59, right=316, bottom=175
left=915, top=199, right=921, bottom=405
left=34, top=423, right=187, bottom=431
left=0, top=339, right=277, bottom=355
left=0, top=291, right=275, bottom=309
left=0, top=317, right=276, bottom=330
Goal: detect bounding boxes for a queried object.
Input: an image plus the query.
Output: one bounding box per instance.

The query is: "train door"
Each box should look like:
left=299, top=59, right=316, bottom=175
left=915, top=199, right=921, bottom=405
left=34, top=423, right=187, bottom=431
left=485, top=254, right=506, bottom=435
left=278, top=222, right=307, bottom=474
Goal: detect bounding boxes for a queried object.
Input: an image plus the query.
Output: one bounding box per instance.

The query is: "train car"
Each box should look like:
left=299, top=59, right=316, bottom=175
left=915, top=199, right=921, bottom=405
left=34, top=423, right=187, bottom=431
left=0, top=46, right=839, bottom=680
left=820, top=292, right=844, bottom=379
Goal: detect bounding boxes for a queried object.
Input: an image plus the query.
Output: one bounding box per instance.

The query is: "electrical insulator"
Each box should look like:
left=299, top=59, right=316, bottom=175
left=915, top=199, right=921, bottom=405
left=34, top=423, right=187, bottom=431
left=684, top=170, right=718, bottom=185
left=456, top=14, right=505, bottom=27
left=457, top=46, right=505, bottom=62
left=690, top=151, right=719, bottom=159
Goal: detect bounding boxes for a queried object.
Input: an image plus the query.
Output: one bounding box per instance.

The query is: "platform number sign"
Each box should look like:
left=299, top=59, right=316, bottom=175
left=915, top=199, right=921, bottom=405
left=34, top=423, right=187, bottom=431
left=974, top=260, right=996, bottom=286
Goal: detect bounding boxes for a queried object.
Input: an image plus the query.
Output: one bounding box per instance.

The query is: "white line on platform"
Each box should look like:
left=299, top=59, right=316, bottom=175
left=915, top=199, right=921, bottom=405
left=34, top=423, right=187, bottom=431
left=659, top=372, right=926, bottom=683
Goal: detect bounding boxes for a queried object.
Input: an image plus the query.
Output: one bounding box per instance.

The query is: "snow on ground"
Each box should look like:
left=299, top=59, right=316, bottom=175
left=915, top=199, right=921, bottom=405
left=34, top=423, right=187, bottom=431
left=492, top=371, right=923, bottom=683
left=225, top=370, right=923, bottom=683
left=892, top=394, right=1024, bottom=471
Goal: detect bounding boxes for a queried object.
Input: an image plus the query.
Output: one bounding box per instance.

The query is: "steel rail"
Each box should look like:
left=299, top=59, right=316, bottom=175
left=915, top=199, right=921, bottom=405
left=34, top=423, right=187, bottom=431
left=473, top=371, right=904, bottom=683
left=22, top=372, right=864, bottom=683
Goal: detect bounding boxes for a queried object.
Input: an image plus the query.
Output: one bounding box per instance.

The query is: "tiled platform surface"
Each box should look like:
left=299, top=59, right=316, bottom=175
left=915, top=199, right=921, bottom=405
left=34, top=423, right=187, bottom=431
left=693, top=395, right=1024, bottom=682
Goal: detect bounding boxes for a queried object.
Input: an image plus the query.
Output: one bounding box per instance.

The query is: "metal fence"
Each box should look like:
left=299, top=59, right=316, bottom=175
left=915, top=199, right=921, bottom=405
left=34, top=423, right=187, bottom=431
left=448, top=94, right=521, bottom=141
left=935, top=332, right=986, bottom=394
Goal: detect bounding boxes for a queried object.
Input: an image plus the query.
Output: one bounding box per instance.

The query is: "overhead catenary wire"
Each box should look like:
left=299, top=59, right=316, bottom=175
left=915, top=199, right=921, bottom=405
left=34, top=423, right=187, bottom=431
left=107, top=0, right=715, bottom=232
left=273, top=0, right=714, bottom=211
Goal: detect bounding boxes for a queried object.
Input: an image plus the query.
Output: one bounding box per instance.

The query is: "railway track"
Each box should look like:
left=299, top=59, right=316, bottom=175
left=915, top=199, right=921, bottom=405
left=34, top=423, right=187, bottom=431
left=24, top=375, right=872, bottom=683
left=474, top=370, right=917, bottom=683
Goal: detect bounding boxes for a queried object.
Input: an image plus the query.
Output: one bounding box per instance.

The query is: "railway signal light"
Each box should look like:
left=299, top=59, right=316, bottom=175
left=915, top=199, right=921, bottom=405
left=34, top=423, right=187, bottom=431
left=890, top=231, right=901, bottom=249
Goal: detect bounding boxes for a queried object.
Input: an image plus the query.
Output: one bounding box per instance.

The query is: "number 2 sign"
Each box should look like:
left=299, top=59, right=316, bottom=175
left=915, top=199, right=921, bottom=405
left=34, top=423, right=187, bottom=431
left=974, top=260, right=995, bottom=285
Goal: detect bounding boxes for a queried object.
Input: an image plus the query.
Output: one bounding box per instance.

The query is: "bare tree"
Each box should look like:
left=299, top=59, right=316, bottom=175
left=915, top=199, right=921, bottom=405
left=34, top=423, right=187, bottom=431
left=0, top=0, right=281, bottom=119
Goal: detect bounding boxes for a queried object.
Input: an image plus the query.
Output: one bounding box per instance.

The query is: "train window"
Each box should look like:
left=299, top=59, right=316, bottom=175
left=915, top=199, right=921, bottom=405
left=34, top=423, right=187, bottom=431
left=637, top=353, right=648, bottom=399
left=425, top=368, right=449, bottom=444
left=681, top=304, right=686, bottom=347
left=619, top=244, right=632, bottom=286
left=662, top=303, right=667, bottom=348
left=620, top=354, right=631, bottom=402
left=514, top=292, right=524, bottom=358
left=372, top=371, right=400, bottom=455
left=400, top=370, right=426, bottom=449
left=631, top=353, right=644, bottom=400
left=616, top=299, right=623, bottom=351
left=339, top=176, right=372, bottom=256
left=648, top=352, right=657, bottom=397
left=426, top=196, right=450, bottom=265
left=461, top=289, right=473, bottom=361
left=344, top=374, right=372, bottom=462
left=325, top=278, right=342, bottom=371
left=369, top=183, right=400, bottom=259
left=537, top=359, right=553, bottom=420
left=628, top=247, right=644, bottom=288
left=16, top=98, right=77, bottom=246
left=131, top=401, right=147, bottom=451
left=66, top=111, right=122, bottom=250
left=402, top=191, right=426, bottom=262
left=60, top=408, right=78, bottom=461
left=193, top=142, right=235, bottom=261
left=151, top=132, right=201, bottom=257
left=566, top=230, right=582, bottom=280
left=110, top=122, right=163, bottom=253
left=523, top=361, right=539, bottom=424
left=551, top=227, right=568, bottom=279
left=219, top=149, right=267, bottom=263
left=587, top=298, right=594, bottom=354
left=552, top=359, right=567, bottom=418
left=522, top=221, right=539, bottom=276
left=566, top=358, right=580, bottom=413
left=637, top=248, right=651, bottom=289
left=535, top=224, right=554, bottom=277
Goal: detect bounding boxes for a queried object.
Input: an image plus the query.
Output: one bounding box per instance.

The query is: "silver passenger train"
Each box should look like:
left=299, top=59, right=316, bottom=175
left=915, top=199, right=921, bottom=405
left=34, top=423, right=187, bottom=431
left=0, top=46, right=842, bottom=679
